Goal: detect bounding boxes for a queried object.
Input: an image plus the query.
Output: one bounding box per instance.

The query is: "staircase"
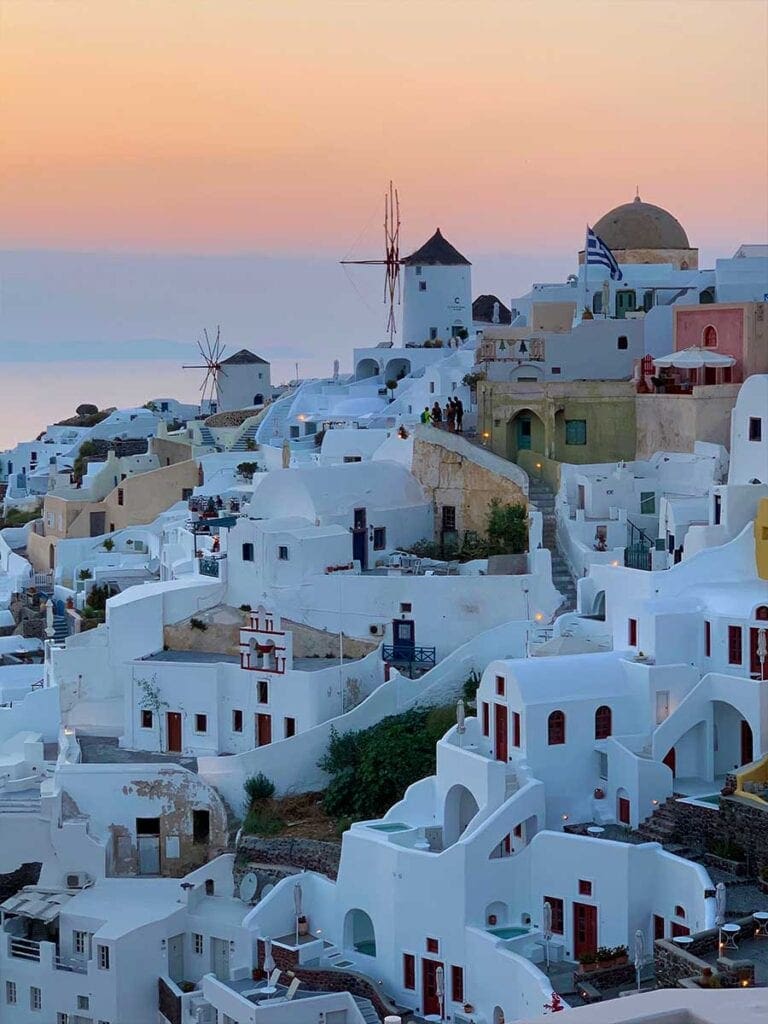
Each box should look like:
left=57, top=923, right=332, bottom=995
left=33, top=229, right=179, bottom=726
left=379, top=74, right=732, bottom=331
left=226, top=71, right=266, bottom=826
left=636, top=796, right=680, bottom=844
left=528, top=479, right=577, bottom=612
left=0, top=791, right=42, bottom=815
left=198, top=425, right=217, bottom=448
left=231, top=423, right=260, bottom=452
left=52, top=615, right=69, bottom=642
left=352, top=995, right=382, bottom=1023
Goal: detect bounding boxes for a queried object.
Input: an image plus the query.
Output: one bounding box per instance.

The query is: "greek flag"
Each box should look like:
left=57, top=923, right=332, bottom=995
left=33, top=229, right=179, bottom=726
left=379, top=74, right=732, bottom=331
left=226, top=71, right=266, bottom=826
left=586, top=226, right=623, bottom=281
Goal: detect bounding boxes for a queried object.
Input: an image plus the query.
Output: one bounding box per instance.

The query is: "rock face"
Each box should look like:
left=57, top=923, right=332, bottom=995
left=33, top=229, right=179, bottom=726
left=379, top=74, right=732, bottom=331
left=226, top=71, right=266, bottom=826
left=411, top=427, right=528, bottom=541
left=235, top=835, right=342, bottom=896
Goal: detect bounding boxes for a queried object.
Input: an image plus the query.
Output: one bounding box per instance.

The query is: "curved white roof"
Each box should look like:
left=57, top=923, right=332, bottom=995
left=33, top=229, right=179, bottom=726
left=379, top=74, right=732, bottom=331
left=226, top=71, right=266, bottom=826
left=248, top=460, right=428, bottom=521
left=490, top=651, right=630, bottom=705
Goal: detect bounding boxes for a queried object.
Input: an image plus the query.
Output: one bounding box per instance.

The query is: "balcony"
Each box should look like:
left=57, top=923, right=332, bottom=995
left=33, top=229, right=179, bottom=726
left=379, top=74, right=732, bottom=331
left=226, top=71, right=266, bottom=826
left=381, top=644, right=436, bottom=677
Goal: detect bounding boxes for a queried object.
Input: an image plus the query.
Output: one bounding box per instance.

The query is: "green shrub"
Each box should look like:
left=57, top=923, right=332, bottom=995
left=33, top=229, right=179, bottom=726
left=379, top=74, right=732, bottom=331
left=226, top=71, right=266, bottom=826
left=243, top=807, right=284, bottom=836
left=244, top=773, right=276, bottom=805
left=462, top=669, right=481, bottom=705
left=77, top=569, right=93, bottom=581
left=190, top=617, right=207, bottom=631
left=318, top=706, right=454, bottom=820
left=487, top=499, right=528, bottom=555
left=102, top=537, right=115, bottom=552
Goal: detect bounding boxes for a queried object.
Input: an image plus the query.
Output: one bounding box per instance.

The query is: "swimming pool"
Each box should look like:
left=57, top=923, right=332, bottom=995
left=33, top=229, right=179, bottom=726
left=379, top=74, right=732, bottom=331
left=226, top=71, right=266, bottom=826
left=368, top=821, right=409, bottom=832
left=487, top=925, right=529, bottom=939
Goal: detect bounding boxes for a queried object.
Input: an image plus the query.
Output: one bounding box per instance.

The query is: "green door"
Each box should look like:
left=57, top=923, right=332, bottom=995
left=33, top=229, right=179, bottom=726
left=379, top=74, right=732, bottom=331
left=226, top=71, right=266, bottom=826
left=517, top=416, right=532, bottom=450
left=615, top=290, right=636, bottom=319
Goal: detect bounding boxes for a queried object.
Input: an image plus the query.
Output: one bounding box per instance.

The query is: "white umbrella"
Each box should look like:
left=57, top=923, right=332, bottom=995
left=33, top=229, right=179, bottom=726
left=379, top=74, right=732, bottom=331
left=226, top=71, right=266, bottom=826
left=653, top=346, right=735, bottom=370
left=45, top=599, right=55, bottom=640
left=543, top=901, right=553, bottom=971
left=758, top=628, right=767, bottom=681
left=633, top=929, right=645, bottom=992
left=263, top=936, right=275, bottom=975
left=435, top=964, right=445, bottom=1020
left=715, top=882, right=727, bottom=926
left=456, top=699, right=466, bottom=747
left=294, top=882, right=303, bottom=945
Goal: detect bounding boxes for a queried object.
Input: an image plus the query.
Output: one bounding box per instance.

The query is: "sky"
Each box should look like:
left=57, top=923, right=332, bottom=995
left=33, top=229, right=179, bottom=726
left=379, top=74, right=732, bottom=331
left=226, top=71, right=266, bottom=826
left=0, top=0, right=767, bottom=445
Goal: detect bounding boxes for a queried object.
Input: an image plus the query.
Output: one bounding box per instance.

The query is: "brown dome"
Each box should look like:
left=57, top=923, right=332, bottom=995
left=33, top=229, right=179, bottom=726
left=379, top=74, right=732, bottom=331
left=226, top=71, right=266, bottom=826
left=593, top=195, right=690, bottom=250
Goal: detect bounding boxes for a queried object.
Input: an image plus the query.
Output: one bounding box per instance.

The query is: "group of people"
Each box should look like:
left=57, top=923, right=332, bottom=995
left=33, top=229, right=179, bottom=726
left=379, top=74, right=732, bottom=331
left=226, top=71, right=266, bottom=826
left=421, top=397, right=464, bottom=432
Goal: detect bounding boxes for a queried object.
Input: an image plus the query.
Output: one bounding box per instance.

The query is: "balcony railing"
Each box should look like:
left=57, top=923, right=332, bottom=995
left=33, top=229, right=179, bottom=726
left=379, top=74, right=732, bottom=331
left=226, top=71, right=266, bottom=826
left=382, top=645, right=436, bottom=677
left=9, top=937, right=40, bottom=961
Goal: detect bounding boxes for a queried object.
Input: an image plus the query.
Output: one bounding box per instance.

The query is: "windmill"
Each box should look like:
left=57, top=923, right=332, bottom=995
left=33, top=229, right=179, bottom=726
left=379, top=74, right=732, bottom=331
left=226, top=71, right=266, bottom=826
left=183, top=327, right=226, bottom=409
left=340, top=181, right=401, bottom=343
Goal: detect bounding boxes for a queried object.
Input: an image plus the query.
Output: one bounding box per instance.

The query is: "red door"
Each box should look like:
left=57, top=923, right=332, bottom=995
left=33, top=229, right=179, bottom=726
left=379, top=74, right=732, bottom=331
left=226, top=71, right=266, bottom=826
left=422, top=959, right=443, bottom=1016
left=256, top=714, right=272, bottom=747
left=618, top=797, right=631, bottom=825
left=653, top=915, right=665, bottom=940
left=741, top=719, right=754, bottom=765
left=573, top=903, right=597, bottom=960
left=494, top=704, right=508, bottom=762
left=663, top=748, right=676, bottom=776
left=166, top=712, right=182, bottom=753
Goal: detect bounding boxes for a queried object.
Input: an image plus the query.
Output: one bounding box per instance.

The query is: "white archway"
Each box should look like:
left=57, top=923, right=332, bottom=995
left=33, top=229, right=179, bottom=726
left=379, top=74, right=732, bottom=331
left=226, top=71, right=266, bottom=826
left=344, top=908, right=376, bottom=957
left=356, top=358, right=381, bottom=381
left=444, top=784, right=480, bottom=846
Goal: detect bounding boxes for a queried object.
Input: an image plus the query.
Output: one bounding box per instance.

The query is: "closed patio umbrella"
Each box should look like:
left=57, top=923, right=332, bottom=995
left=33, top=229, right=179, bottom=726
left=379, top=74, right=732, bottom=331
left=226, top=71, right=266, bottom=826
left=45, top=599, right=55, bottom=640
left=263, top=937, right=275, bottom=975
left=634, top=929, right=645, bottom=992
left=456, top=699, right=466, bottom=747
left=543, top=900, right=553, bottom=971
left=715, top=881, right=727, bottom=926
left=294, top=882, right=303, bottom=945
left=435, top=964, right=445, bottom=1020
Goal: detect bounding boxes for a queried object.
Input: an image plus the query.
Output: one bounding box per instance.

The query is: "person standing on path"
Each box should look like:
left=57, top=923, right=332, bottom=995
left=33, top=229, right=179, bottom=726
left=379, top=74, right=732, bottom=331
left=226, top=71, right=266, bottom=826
left=455, top=397, right=464, bottom=433
left=431, top=401, right=442, bottom=427
left=446, top=400, right=456, bottom=432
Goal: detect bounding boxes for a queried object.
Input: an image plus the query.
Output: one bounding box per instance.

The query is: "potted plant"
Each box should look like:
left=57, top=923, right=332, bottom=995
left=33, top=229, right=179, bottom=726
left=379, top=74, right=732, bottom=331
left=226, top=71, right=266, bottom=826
left=579, top=951, right=598, bottom=973
left=612, top=945, right=628, bottom=966
left=596, top=946, right=614, bottom=968
left=298, top=914, right=309, bottom=936
left=593, top=787, right=605, bottom=800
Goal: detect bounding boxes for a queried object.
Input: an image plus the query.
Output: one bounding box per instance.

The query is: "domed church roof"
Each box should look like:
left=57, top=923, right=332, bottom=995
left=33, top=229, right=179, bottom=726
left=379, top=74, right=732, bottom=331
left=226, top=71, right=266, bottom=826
left=593, top=195, right=690, bottom=250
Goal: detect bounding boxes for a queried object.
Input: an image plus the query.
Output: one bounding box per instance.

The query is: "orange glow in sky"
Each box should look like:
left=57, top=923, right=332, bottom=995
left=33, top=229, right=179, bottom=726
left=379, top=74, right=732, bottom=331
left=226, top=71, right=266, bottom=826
left=1, top=0, right=767, bottom=256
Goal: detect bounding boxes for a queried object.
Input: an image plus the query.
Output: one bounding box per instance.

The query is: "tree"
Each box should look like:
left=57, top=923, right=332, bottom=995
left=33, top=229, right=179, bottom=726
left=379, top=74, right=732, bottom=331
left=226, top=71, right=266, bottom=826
left=136, top=676, right=169, bottom=748
left=385, top=379, right=398, bottom=399
left=486, top=499, right=528, bottom=555
left=76, top=403, right=99, bottom=417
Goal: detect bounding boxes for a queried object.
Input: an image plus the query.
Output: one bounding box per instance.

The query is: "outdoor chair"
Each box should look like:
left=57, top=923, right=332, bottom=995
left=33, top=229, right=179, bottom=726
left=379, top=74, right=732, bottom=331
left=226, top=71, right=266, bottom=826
left=270, top=977, right=301, bottom=1003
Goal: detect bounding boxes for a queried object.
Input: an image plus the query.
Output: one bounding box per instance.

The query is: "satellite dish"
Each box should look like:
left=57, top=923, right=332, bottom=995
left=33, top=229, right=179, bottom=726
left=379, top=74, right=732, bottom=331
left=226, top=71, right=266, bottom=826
left=239, top=872, right=258, bottom=903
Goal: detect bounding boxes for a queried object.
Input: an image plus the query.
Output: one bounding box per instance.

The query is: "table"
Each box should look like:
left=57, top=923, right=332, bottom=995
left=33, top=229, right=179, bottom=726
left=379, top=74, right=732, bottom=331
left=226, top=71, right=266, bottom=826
left=721, top=923, right=740, bottom=950
left=753, top=912, right=768, bottom=937
left=413, top=840, right=430, bottom=851
left=672, top=936, right=693, bottom=949
left=586, top=826, right=605, bottom=838
left=255, top=985, right=279, bottom=999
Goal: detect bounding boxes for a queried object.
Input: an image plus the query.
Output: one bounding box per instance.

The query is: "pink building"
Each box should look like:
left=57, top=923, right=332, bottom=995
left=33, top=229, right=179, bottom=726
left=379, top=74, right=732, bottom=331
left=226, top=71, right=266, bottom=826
left=674, top=303, right=768, bottom=383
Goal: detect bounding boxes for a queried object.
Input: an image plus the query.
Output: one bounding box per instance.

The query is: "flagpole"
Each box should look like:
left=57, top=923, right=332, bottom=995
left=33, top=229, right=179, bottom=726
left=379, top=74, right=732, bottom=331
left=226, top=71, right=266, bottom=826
left=583, top=224, right=589, bottom=320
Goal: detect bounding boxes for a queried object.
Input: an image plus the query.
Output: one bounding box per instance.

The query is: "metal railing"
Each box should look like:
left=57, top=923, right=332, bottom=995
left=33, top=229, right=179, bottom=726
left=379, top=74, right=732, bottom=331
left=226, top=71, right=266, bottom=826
left=381, top=645, right=436, bottom=677
left=625, top=519, right=654, bottom=571
left=9, top=937, right=40, bottom=961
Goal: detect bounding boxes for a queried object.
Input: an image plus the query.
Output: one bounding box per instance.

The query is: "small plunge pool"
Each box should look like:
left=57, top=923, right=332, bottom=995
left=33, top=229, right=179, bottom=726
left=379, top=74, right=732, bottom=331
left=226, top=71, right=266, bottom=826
left=368, top=821, right=409, bottom=832
left=487, top=925, right=529, bottom=940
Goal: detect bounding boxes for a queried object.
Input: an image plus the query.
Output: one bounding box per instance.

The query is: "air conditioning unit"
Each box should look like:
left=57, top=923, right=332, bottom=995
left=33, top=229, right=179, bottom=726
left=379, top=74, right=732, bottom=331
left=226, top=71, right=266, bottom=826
left=369, top=623, right=385, bottom=637
left=64, top=872, right=93, bottom=890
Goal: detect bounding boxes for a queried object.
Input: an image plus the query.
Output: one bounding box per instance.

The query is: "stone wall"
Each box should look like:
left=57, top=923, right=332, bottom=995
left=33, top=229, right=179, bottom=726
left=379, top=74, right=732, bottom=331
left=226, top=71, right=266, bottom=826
left=236, top=835, right=341, bottom=882
left=573, top=962, right=635, bottom=991
left=635, top=386, right=740, bottom=459
left=411, top=425, right=528, bottom=542
left=0, top=862, right=41, bottom=901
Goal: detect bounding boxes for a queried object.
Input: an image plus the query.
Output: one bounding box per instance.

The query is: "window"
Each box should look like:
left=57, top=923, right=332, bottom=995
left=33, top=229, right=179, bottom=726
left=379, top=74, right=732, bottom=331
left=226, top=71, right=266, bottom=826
left=564, top=419, right=587, bottom=445
left=640, top=491, right=655, bottom=514
left=73, top=930, right=89, bottom=955
left=232, top=709, right=243, bottom=733
left=703, top=325, right=717, bottom=347
left=643, top=290, right=654, bottom=312
left=182, top=489, right=193, bottom=501
left=628, top=618, right=638, bottom=647
left=6, top=981, right=16, bottom=1004
left=548, top=710, right=565, bottom=745
left=728, top=625, right=742, bottom=665
left=242, top=543, right=254, bottom=561
left=674, top=905, right=686, bottom=919
left=400, top=602, right=412, bottom=613
left=109, top=523, right=115, bottom=533
left=594, top=705, right=612, bottom=740
left=496, top=675, right=505, bottom=696
left=193, top=809, right=210, bottom=844
left=749, top=417, right=762, bottom=442
left=654, top=915, right=665, bottom=940
left=284, top=717, right=296, bottom=738
left=195, top=714, right=208, bottom=733
left=551, top=366, right=561, bottom=374
left=705, top=621, right=711, bottom=657
left=194, top=933, right=204, bottom=955
left=257, top=680, right=269, bottom=704
left=373, top=527, right=386, bottom=550
left=30, top=986, right=42, bottom=1010
left=441, top=505, right=456, bottom=532
left=592, top=292, right=603, bottom=315
left=343, top=455, right=362, bottom=463
left=429, top=328, right=438, bottom=340
left=512, top=711, right=521, bottom=747
left=451, top=965, right=464, bottom=1003
left=57, top=1014, right=69, bottom=1024
left=278, top=545, right=289, bottom=561
left=671, top=922, right=690, bottom=938
left=578, top=879, right=593, bottom=897
left=97, top=945, right=110, bottom=970
left=205, top=879, right=215, bottom=895
left=544, top=897, right=564, bottom=934
left=482, top=702, right=490, bottom=736
left=426, top=937, right=439, bottom=954
left=513, top=823, right=523, bottom=838
left=117, top=488, right=124, bottom=506
left=617, top=335, right=628, bottom=350
left=419, top=281, right=427, bottom=292
left=403, top=953, right=416, bottom=990
left=141, top=709, right=153, bottom=729
left=77, top=996, right=90, bottom=1011
left=415, top=266, right=422, bottom=276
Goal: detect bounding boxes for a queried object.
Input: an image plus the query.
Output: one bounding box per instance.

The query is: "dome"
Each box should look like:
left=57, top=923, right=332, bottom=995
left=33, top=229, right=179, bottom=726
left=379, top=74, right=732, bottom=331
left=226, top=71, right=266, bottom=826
left=592, top=195, right=690, bottom=251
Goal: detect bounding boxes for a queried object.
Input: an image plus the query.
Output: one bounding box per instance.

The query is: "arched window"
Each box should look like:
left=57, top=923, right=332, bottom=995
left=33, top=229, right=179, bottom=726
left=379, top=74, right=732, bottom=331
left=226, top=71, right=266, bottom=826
left=703, top=325, right=717, bottom=348
left=594, top=705, right=612, bottom=740
left=674, top=905, right=686, bottom=919
left=548, top=710, right=566, bottom=746
left=755, top=606, right=768, bottom=621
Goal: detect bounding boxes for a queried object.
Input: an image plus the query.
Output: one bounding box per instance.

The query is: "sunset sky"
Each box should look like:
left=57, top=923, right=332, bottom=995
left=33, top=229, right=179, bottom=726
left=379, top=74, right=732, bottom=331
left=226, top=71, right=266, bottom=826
left=0, top=0, right=767, bottom=444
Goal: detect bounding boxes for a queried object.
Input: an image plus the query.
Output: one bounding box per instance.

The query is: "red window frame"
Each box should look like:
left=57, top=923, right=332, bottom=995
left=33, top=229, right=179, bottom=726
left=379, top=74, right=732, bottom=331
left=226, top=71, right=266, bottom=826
left=728, top=625, right=742, bottom=665
left=544, top=897, right=564, bottom=934
left=594, top=705, right=612, bottom=740
left=403, top=953, right=415, bottom=990
left=496, top=675, right=505, bottom=696
left=578, top=879, right=592, bottom=897
left=628, top=618, right=638, bottom=647
left=548, top=710, right=565, bottom=746
left=451, top=965, right=464, bottom=1003
left=482, top=702, right=490, bottom=736
left=704, top=620, right=711, bottom=657
left=426, top=937, right=439, bottom=954
left=512, top=711, right=521, bottom=747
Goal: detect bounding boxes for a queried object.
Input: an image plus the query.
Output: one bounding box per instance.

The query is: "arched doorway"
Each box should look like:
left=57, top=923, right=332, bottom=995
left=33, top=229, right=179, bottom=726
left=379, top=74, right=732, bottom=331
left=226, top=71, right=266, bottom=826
left=493, top=1006, right=506, bottom=1024
left=506, top=409, right=545, bottom=463
left=713, top=701, right=753, bottom=773
left=384, top=357, right=411, bottom=382
left=253, top=393, right=264, bottom=405
left=344, top=908, right=376, bottom=957
left=356, top=358, right=380, bottom=381
left=443, top=784, right=480, bottom=846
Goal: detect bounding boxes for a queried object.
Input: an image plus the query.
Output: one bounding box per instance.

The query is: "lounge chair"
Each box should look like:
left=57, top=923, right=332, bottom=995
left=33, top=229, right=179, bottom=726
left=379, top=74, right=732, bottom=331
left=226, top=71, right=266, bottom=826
left=270, top=978, right=301, bottom=1004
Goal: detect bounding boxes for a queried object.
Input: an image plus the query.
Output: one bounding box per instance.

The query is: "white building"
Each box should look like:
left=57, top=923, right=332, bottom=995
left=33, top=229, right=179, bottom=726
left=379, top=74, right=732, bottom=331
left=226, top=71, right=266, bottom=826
left=217, top=350, right=272, bottom=412
left=402, top=228, right=473, bottom=345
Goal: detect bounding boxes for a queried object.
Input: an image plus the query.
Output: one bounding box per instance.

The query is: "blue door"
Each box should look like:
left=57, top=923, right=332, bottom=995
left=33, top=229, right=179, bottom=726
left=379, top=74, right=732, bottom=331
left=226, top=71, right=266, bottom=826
left=517, top=416, right=532, bottom=450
